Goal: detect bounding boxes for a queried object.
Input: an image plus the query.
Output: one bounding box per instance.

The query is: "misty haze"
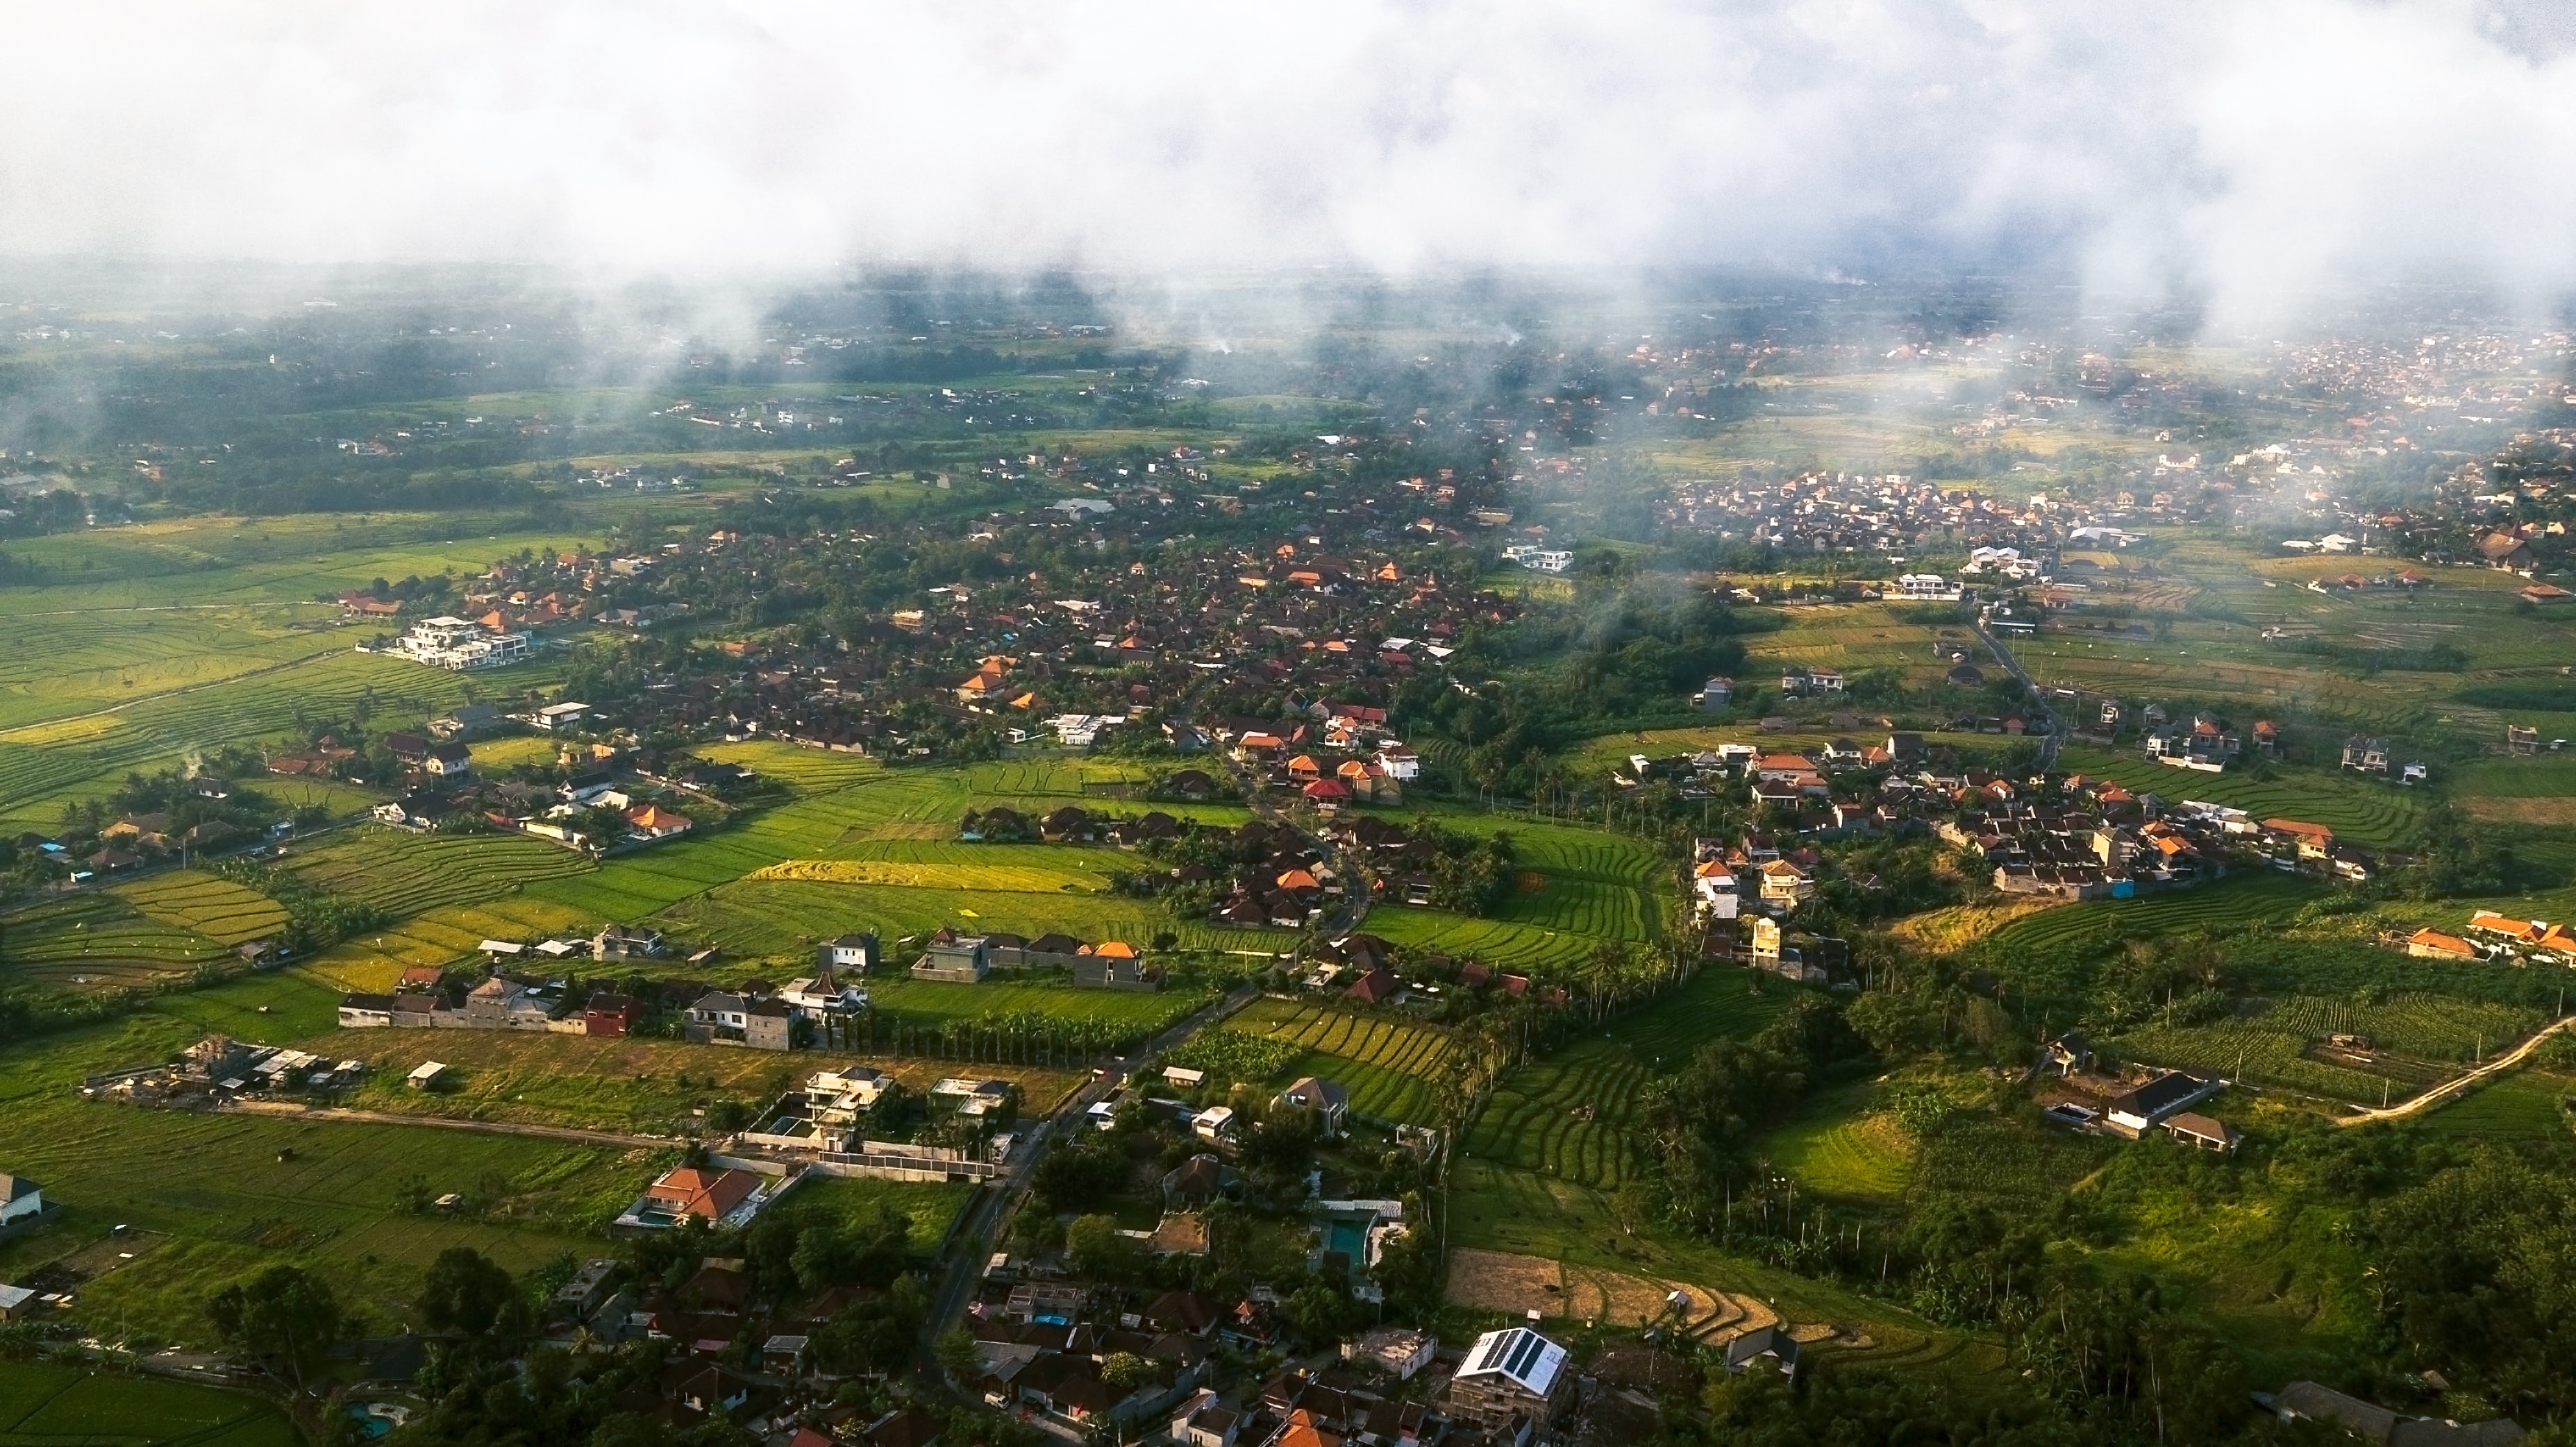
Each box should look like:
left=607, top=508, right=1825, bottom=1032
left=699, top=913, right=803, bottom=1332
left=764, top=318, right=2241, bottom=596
left=1, top=6, right=2575, bottom=1447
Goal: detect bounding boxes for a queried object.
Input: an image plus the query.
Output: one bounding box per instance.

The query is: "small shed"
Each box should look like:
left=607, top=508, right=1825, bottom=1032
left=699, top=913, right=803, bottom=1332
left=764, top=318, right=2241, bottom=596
left=408, top=1061, right=450, bottom=1091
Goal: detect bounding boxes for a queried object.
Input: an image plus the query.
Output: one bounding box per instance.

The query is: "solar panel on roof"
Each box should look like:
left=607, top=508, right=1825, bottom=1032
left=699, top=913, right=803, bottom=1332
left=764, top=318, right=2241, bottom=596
left=1471, top=1332, right=1512, bottom=1372
left=1505, top=1332, right=1546, bottom=1380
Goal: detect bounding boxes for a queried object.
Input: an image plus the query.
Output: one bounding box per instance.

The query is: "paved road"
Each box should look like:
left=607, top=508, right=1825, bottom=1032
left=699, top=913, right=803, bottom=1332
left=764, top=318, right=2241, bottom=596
left=916, top=982, right=1259, bottom=1378
left=2333, top=1012, right=2576, bottom=1126
left=1971, top=615, right=2068, bottom=771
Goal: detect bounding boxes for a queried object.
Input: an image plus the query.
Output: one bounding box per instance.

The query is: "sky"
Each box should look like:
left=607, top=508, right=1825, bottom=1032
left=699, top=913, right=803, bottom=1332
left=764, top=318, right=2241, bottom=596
left=3, top=1, right=2574, bottom=327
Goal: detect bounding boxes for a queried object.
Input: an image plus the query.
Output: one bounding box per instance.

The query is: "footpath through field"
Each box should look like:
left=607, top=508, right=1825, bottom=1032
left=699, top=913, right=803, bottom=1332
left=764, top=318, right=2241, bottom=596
left=2333, top=1011, right=2576, bottom=1126
left=218, top=1098, right=669, bottom=1148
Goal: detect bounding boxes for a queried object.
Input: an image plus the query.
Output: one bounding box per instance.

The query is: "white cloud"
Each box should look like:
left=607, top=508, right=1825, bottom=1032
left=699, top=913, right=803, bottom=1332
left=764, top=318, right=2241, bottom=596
left=0, top=0, right=2570, bottom=326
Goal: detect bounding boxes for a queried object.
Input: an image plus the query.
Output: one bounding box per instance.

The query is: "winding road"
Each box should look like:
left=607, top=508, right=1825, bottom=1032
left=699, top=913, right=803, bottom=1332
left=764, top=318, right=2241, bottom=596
left=2332, top=1011, right=2576, bottom=1126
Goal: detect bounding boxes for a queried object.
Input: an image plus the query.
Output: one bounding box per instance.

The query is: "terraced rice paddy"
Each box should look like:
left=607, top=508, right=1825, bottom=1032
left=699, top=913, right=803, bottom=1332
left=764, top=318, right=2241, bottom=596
left=112, top=870, right=291, bottom=946
left=1363, top=909, right=1603, bottom=971
left=0, top=892, right=231, bottom=992
left=1227, top=998, right=1451, bottom=1122
left=695, top=739, right=884, bottom=793
left=750, top=856, right=1112, bottom=894
left=1463, top=968, right=1790, bottom=1188
left=1765, top=1105, right=1918, bottom=1203
left=1982, top=872, right=2323, bottom=955
left=285, top=828, right=599, bottom=914
left=662, top=878, right=1287, bottom=958
left=290, top=895, right=604, bottom=993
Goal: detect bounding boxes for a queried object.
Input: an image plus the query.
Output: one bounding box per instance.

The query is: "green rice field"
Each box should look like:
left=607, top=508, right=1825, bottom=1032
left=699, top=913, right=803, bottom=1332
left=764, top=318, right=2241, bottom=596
left=112, top=870, right=291, bottom=946
left=1226, top=997, right=1453, bottom=1123
left=284, top=828, right=599, bottom=914
left=0, top=892, right=232, bottom=993
left=0, top=1361, right=299, bottom=1447
left=1462, top=967, right=1791, bottom=1187
left=1981, top=872, right=2325, bottom=956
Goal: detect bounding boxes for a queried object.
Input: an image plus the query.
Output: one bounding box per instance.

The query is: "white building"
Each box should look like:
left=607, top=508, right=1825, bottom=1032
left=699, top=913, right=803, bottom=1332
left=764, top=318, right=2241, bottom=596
left=387, top=617, right=530, bottom=671
left=1896, top=574, right=1962, bottom=601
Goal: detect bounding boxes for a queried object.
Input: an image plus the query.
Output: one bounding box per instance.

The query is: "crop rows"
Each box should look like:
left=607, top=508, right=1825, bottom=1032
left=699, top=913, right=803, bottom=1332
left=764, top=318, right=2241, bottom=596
left=657, top=877, right=1294, bottom=959
left=2050, top=746, right=2423, bottom=848
left=1984, top=873, right=2321, bottom=955
left=287, top=828, right=599, bottom=917
left=1276, top=1048, right=1440, bottom=1124
left=2107, top=1021, right=2399, bottom=1101
left=749, top=858, right=1110, bottom=894
left=695, top=739, right=884, bottom=794
left=113, top=869, right=292, bottom=946
left=1462, top=968, right=1790, bottom=1187
left=1364, top=910, right=1602, bottom=971
left=0, top=892, right=231, bottom=990
left=1909, top=1114, right=2114, bottom=1206
left=2250, top=993, right=2543, bottom=1063
left=1232, top=998, right=1453, bottom=1077
left=1489, top=876, right=1657, bottom=942
left=1466, top=1041, right=1660, bottom=1186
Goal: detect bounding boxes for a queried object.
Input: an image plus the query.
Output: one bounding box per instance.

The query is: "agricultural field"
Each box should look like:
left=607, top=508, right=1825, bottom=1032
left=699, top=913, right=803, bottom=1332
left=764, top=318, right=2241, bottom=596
left=2050, top=744, right=2425, bottom=848
left=2106, top=1021, right=2405, bottom=1103
left=866, top=977, right=1212, bottom=1039
left=0, top=890, right=233, bottom=995
left=1979, top=871, right=2325, bottom=963
left=1226, top=997, right=1452, bottom=1123
left=291, top=894, right=599, bottom=994
left=283, top=828, right=599, bottom=915
left=0, top=1361, right=299, bottom=1447
left=695, top=739, right=884, bottom=794
left=1362, top=908, right=1605, bottom=973
left=1462, top=968, right=1790, bottom=1188
left=759, top=1173, right=979, bottom=1253
left=2414, top=1067, right=2575, bottom=1139
left=1763, top=1081, right=1919, bottom=1203
left=660, top=877, right=1289, bottom=960
left=112, top=870, right=291, bottom=946
left=1907, top=1113, right=2118, bottom=1207
left=315, top=1027, right=1080, bottom=1133
left=0, top=979, right=655, bottom=1347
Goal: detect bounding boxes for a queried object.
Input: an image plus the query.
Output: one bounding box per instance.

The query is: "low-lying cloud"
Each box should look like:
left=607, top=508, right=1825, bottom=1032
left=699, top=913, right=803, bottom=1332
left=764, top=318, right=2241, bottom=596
left=3, top=1, right=2574, bottom=326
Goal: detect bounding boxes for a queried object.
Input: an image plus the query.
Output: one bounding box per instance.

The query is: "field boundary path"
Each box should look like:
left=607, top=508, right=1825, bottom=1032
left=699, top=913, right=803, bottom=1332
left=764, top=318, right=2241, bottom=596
left=1971, top=613, right=2067, bottom=771
left=218, top=1098, right=668, bottom=1148
left=917, top=982, right=1258, bottom=1378
left=2334, top=1010, right=2576, bottom=1126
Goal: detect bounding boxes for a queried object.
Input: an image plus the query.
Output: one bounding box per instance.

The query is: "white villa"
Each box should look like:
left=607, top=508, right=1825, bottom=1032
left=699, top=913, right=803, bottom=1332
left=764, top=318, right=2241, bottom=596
left=385, top=616, right=529, bottom=671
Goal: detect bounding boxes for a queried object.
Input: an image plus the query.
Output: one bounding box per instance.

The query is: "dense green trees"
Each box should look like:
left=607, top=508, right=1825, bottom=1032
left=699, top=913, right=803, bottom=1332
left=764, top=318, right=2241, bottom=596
left=206, top=1264, right=343, bottom=1389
